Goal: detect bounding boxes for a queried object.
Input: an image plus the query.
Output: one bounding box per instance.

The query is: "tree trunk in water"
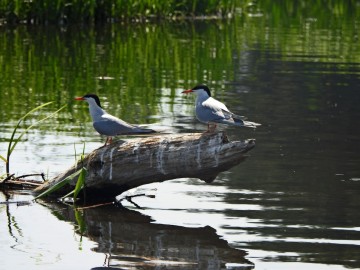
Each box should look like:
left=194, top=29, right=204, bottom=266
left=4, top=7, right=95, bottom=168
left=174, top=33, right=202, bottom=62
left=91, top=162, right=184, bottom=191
left=35, top=132, right=255, bottom=201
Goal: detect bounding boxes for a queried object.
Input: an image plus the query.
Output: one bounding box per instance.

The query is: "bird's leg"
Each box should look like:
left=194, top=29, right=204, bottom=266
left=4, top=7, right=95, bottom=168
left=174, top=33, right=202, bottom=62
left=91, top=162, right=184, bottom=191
left=211, top=123, right=217, bottom=132
left=204, top=123, right=211, bottom=133
left=209, top=123, right=217, bottom=133
left=205, top=123, right=217, bottom=133
left=104, top=136, right=113, bottom=146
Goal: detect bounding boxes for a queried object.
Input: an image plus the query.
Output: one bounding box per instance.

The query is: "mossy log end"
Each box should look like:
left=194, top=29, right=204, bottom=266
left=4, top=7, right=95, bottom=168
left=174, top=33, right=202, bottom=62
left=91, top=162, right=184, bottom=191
left=35, top=132, right=255, bottom=200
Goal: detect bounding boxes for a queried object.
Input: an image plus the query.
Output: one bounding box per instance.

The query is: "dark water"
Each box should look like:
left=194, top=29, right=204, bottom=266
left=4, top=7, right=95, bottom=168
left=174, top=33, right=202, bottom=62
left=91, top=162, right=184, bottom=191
left=1, top=4, right=360, bottom=269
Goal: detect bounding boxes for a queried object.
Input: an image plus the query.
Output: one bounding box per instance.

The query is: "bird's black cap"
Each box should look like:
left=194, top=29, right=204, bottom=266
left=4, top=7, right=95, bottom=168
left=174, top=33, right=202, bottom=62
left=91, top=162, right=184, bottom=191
left=192, top=85, right=211, bottom=97
left=83, top=94, right=102, bottom=108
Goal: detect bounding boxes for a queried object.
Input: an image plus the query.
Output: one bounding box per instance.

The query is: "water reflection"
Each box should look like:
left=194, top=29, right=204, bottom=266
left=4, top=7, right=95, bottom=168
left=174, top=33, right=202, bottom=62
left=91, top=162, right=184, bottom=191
left=43, top=201, right=253, bottom=269
left=0, top=191, right=106, bottom=269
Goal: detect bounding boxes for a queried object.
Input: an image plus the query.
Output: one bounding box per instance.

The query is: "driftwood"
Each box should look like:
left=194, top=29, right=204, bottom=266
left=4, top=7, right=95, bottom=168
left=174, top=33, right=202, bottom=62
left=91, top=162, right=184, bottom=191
left=35, top=132, right=255, bottom=201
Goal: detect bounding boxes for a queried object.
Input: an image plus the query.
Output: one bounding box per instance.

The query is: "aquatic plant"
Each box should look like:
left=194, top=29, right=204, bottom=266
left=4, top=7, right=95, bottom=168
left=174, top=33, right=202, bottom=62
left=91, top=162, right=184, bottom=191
left=0, top=102, right=66, bottom=179
left=34, top=169, right=82, bottom=200
left=0, top=0, right=238, bottom=24
left=34, top=142, right=87, bottom=202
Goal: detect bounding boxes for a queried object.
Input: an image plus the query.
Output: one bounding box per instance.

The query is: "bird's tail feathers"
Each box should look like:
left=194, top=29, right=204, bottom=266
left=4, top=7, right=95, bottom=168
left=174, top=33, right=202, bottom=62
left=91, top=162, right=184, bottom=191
left=232, top=113, right=247, bottom=120
left=243, top=120, right=261, bottom=128
left=234, top=118, right=261, bottom=128
left=137, top=128, right=157, bottom=133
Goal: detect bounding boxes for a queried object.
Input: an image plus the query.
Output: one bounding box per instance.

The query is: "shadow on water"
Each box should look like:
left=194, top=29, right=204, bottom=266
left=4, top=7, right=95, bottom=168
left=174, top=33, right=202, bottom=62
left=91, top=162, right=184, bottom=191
left=40, top=200, right=254, bottom=270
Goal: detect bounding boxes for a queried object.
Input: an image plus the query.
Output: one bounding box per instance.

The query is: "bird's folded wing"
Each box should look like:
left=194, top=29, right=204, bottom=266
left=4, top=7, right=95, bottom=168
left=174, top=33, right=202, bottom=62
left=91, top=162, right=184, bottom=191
left=94, top=116, right=137, bottom=135
left=201, top=98, right=227, bottom=119
left=201, top=98, right=247, bottom=123
left=225, top=110, right=247, bottom=120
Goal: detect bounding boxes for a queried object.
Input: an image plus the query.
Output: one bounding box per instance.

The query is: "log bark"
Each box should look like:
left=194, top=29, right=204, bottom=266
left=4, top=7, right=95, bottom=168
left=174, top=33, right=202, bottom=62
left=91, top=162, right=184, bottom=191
left=35, top=132, right=255, bottom=200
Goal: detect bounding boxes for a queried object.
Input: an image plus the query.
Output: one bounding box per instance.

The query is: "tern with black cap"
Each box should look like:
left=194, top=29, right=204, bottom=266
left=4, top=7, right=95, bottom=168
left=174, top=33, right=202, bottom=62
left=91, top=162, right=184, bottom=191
left=75, top=94, right=155, bottom=145
left=182, top=85, right=261, bottom=132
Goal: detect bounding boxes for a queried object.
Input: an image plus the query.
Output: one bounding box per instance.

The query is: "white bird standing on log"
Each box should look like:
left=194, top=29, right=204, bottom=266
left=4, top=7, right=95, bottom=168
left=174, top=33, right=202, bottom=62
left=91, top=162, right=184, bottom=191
left=75, top=94, right=155, bottom=145
left=182, top=85, right=261, bottom=132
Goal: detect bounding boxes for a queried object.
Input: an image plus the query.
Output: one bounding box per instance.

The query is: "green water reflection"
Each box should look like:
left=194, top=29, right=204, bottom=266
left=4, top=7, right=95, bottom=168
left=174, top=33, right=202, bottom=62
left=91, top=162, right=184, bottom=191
left=1, top=4, right=358, bottom=122
left=1, top=2, right=360, bottom=270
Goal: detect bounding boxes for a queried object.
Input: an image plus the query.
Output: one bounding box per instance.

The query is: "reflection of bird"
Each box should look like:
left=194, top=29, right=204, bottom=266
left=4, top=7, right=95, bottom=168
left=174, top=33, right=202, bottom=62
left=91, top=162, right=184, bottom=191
left=75, top=94, right=155, bottom=145
left=182, top=85, right=261, bottom=132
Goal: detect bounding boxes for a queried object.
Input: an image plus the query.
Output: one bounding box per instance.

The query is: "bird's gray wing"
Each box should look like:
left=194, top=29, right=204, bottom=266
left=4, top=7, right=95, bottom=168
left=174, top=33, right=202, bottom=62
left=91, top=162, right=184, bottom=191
left=201, top=99, right=248, bottom=125
left=94, top=114, right=155, bottom=135
left=198, top=98, right=229, bottom=122
left=221, top=109, right=247, bottom=121
left=219, top=109, right=260, bottom=127
left=93, top=114, right=137, bottom=136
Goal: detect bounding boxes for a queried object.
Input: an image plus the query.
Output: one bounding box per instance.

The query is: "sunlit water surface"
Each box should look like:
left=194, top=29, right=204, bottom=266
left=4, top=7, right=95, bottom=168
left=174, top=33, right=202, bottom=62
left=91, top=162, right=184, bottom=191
left=1, top=7, right=360, bottom=270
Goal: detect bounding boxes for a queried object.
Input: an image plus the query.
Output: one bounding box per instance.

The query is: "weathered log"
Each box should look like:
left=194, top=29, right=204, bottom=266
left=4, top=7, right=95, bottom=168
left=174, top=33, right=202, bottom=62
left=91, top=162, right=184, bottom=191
left=35, top=132, right=255, bottom=200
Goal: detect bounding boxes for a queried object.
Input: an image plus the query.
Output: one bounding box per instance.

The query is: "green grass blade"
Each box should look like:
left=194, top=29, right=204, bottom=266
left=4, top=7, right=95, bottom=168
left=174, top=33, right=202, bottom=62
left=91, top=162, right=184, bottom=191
left=6, top=102, right=54, bottom=168
left=0, top=155, right=7, bottom=163
left=74, top=209, right=86, bottom=235
left=21, top=101, right=55, bottom=121
left=60, top=189, right=75, bottom=200
left=34, top=169, right=82, bottom=200
left=81, top=141, right=86, bottom=159
left=9, top=101, right=54, bottom=145
left=73, top=167, right=86, bottom=200
left=9, top=104, right=67, bottom=155
left=6, top=102, right=56, bottom=174
left=74, top=143, right=77, bottom=163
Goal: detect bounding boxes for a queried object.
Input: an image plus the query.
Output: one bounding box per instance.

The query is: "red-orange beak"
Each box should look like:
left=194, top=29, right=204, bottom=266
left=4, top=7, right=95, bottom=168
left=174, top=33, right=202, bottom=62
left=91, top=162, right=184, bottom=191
left=74, top=97, right=85, bottom=101
left=182, top=89, right=193, bottom=94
